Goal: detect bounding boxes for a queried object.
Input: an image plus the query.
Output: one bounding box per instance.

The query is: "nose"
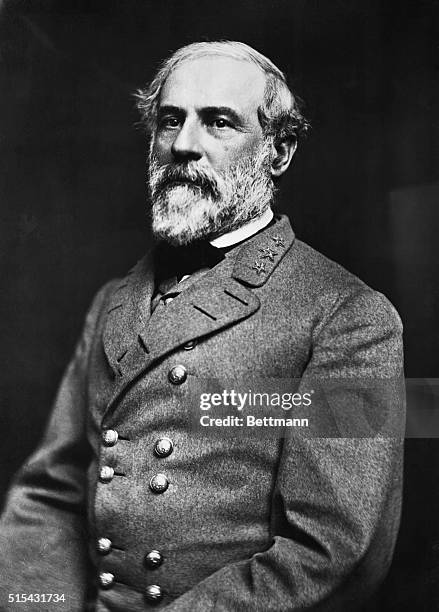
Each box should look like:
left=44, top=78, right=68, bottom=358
left=171, top=119, right=203, bottom=162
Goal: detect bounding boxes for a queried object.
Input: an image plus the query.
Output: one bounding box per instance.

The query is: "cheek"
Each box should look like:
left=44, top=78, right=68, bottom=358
left=152, top=134, right=173, bottom=161
left=218, top=138, right=263, bottom=167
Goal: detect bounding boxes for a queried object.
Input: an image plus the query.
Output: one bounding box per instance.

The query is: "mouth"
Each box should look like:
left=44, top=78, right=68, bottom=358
left=166, top=179, right=214, bottom=197
left=169, top=179, right=196, bottom=186
left=157, top=174, right=219, bottom=199
left=160, top=177, right=199, bottom=189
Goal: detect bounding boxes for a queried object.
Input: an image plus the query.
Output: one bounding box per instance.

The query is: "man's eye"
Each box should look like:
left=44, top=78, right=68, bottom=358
left=210, top=118, right=231, bottom=129
left=160, top=116, right=180, bottom=128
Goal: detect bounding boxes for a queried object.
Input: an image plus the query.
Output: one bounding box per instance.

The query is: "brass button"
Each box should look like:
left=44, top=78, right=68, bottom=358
left=183, top=340, right=197, bottom=350
left=149, top=473, right=169, bottom=494
left=168, top=365, right=187, bottom=385
left=145, top=550, right=163, bottom=568
left=99, top=572, right=114, bottom=588
left=99, top=466, right=114, bottom=483
left=97, top=537, right=112, bottom=555
left=102, top=429, right=118, bottom=446
left=145, top=584, right=163, bottom=602
left=154, top=438, right=173, bottom=458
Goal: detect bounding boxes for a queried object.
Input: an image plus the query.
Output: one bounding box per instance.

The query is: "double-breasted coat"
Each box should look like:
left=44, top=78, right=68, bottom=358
left=0, top=215, right=405, bottom=611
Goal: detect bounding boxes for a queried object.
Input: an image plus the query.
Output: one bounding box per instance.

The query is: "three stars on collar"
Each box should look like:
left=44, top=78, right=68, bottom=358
left=252, top=237, right=285, bottom=276
left=232, top=215, right=295, bottom=286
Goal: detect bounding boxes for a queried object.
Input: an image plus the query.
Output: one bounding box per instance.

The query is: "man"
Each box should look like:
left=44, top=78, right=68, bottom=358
left=0, top=41, right=404, bottom=611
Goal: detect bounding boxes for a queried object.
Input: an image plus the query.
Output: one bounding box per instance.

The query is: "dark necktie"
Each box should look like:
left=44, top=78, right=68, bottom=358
left=151, top=241, right=225, bottom=314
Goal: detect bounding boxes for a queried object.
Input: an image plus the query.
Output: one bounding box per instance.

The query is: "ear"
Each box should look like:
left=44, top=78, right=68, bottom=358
left=270, top=136, right=297, bottom=178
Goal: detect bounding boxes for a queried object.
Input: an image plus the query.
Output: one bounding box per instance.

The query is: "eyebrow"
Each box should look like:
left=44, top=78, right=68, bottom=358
left=201, top=106, right=244, bottom=125
left=157, top=105, right=184, bottom=118
left=157, top=104, right=245, bottom=126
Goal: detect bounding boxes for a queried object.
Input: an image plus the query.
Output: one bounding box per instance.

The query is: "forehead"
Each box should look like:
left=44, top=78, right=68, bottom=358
left=159, top=56, right=266, bottom=114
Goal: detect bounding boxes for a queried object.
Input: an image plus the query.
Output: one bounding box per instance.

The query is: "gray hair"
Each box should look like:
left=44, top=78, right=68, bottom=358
left=136, top=40, right=309, bottom=142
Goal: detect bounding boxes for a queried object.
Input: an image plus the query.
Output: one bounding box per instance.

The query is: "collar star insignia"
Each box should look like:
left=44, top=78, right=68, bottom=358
left=259, top=246, right=277, bottom=261
left=272, top=235, right=285, bottom=248
left=252, top=261, right=266, bottom=275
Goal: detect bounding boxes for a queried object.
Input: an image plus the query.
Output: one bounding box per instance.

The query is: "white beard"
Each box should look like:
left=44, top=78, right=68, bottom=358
left=147, top=141, right=275, bottom=245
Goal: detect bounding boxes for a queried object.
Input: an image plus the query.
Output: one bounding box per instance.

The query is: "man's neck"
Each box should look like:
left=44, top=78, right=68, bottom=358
left=209, top=208, right=274, bottom=249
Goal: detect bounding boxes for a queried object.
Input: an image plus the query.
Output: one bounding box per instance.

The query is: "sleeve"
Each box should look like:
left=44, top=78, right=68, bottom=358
left=161, top=289, right=406, bottom=612
left=0, top=284, right=112, bottom=612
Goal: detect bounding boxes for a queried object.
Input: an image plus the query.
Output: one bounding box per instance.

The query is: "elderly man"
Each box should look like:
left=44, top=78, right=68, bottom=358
left=0, top=41, right=404, bottom=611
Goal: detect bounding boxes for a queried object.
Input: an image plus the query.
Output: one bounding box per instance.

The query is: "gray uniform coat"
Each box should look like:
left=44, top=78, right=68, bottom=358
left=0, top=215, right=404, bottom=611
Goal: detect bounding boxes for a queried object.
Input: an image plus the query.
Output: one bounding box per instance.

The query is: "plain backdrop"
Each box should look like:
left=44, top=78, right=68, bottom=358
left=0, top=1, right=438, bottom=609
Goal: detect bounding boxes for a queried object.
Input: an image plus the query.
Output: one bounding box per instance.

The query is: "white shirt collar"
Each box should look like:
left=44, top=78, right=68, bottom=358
left=209, top=208, right=274, bottom=249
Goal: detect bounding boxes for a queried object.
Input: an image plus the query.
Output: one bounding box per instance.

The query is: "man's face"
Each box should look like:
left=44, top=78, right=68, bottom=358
left=148, top=56, right=275, bottom=245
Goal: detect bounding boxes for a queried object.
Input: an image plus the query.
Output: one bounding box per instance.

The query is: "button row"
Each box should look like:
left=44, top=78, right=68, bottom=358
left=101, top=431, right=174, bottom=457
left=99, top=575, right=162, bottom=602
left=99, top=465, right=169, bottom=493
left=100, top=467, right=171, bottom=491
left=98, top=573, right=162, bottom=601
left=99, top=566, right=163, bottom=601
left=97, top=538, right=163, bottom=569
left=99, top=470, right=169, bottom=491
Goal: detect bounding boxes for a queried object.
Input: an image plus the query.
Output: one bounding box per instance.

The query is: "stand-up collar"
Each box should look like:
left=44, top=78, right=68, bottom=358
left=210, top=207, right=274, bottom=248
left=231, top=213, right=295, bottom=287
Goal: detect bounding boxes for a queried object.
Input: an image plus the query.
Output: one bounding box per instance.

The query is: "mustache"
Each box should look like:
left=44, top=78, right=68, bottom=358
left=149, top=162, right=221, bottom=199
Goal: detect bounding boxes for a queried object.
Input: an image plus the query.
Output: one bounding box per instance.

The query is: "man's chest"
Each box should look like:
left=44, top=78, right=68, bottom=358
left=87, top=287, right=314, bottom=425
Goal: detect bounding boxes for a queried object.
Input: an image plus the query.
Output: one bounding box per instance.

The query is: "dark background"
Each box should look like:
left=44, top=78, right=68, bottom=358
left=1, top=0, right=438, bottom=608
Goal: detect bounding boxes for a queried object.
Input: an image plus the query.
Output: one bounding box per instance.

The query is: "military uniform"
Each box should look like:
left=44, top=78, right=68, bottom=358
left=0, top=215, right=404, bottom=611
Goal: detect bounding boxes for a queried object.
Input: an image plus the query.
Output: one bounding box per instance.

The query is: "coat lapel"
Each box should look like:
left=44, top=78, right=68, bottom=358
left=102, top=214, right=295, bottom=415
left=102, top=253, right=155, bottom=377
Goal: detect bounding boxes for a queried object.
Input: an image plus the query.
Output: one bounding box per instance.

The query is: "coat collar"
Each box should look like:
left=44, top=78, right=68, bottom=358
left=102, top=214, right=295, bottom=417
left=231, top=213, right=295, bottom=287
